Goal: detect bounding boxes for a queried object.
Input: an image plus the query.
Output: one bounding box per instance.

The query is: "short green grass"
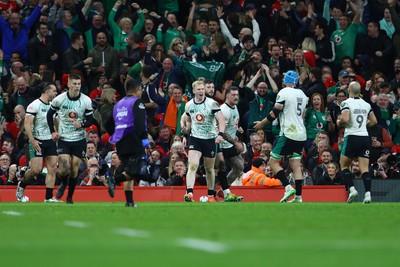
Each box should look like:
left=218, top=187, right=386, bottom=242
left=1, top=202, right=399, bottom=267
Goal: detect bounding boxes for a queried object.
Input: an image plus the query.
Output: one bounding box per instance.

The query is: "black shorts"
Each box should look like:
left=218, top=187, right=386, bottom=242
left=217, top=143, right=222, bottom=153
left=271, top=135, right=305, bottom=160
left=188, top=136, right=217, bottom=158
left=342, top=135, right=371, bottom=159
left=28, top=139, right=58, bottom=158
left=222, top=146, right=240, bottom=159
left=57, top=139, right=87, bottom=158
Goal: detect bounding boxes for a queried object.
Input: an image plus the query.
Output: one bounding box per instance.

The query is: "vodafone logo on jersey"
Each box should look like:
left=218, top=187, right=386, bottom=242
left=68, top=111, right=77, bottom=119
left=195, top=114, right=204, bottom=122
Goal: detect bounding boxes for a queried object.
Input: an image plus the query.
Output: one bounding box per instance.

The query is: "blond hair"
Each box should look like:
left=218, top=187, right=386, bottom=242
left=118, top=17, right=132, bottom=29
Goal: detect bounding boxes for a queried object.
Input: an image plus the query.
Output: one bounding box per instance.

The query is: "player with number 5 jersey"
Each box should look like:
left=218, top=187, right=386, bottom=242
left=254, top=71, right=308, bottom=203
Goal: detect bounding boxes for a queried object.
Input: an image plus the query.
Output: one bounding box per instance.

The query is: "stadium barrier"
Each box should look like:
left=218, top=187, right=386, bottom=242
left=0, top=185, right=347, bottom=202
left=353, top=180, right=400, bottom=202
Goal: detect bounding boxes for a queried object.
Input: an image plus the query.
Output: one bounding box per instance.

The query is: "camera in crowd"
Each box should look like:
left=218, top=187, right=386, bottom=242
left=371, top=153, right=400, bottom=179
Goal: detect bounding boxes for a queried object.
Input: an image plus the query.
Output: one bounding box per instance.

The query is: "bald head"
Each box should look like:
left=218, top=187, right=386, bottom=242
left=349, top=81, right=361, bottom=97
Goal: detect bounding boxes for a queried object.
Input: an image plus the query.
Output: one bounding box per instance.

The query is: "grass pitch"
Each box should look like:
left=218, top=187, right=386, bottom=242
left=1, top=202, right=399, bottom=267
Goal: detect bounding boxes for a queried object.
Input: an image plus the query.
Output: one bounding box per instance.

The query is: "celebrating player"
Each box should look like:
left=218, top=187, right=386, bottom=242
left=16, top=83, right=60, bottom=202
left=254, top=71, right=308, bottom=202
left=337, top=81, right=377, bottom=203
left=181, top=80, right=225, bottom=202
left=46, top=73, right=94, bottom=204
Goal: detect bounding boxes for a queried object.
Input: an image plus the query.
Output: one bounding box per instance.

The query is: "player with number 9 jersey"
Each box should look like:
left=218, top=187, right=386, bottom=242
left=340, top=98, right=372, bottom=137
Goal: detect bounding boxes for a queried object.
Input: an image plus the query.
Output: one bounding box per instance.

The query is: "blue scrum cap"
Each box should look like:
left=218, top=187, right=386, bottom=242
left=283, top=70, right=299, bottom=86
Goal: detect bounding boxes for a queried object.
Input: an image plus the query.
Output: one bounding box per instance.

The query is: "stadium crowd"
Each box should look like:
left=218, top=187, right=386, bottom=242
left=1, top=0, right=400, bottom=203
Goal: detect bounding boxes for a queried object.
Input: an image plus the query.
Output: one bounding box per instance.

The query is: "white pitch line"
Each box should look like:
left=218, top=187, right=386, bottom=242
left=2, top=211, right=23, bottom=216
left=177, top=238, right=228, bottom=254
left=64, top=221, right=89, bottom=228
left=113, top=228, right=150, bottom=238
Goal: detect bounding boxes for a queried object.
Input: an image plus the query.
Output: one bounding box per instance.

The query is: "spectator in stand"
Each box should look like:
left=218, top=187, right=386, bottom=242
left=163, top=84, right=188, bottom=135
left=327, top=70, right=351, bottom=103
left=304, top=93, right=335, bottom=149
left=306, top=139, right=336, bottom=174
left=301, top=37, right=317, bottom=68
left=368, top=123, right=394, bottom=164
left=141, top=17, right=156, bottom=37
left=346, top=67, right=366, bottom=93
left=88, top=32, right=119, bottom=89
left=271, top=0, right=301, bottom=46
left=367, top=71, right=386, bottom=95
left=388, top=0, right=400, bottom=58
left=355, top=20, right=394, bottom=79
left=0, top=0, right=44, bottom=63
left=351, top=159, right=363, bottom=179
left=243, top=132, right=262, bottom=172
left=293, top=49, right=310, bottom=86
left=89, top=75, right=108, bottom=100
left=108, top=1, right=144, bottom=55
left=108, top=151, right=124, bottom=183
left=241, top=158, right=281, bottom=187
left=28, top=23, right=59, bottom=73
left=121, top=31, right=143, bottom=81
left=314, top=18, right=335, bottom=68
left=1, top=51, right=22, bottom=89
left=330, top=1, right=361, bottom=67
left=216, top=5, right=260, bottom=50
left=166, top=158, right=187, bottom=186
left=378, top=82, right=396, bottom=104
left=62, top=32, right=93, bottom=84
left=246, top=65, right=279, bottom=137
left=390, top=61, right=400, bottom=91
left=155, top=125, right=172, bottom=157
left=13, top=104, right=28, bottom=156
left=262, top=36, right=278, bottom=61
left=300, top=67, right=327, bottom=102
left=94, top=88, right=116, bottom=135
left=4, top=77, right=40, bottom=118
left=79, top=157, right=107, bottom=186
left=0, top=152, right=17, bottom=185
left=265, top=44, right=290, bottom=74
left=53, top=9, right=77, bottom=59
left=75, top=0, right=110, bottom=51
left=0, top=0, right=20, bottom=15
left=153, top=57, right=185, bottom=100
left=86, top=129, right=108, bottom=159
left=341, top=56, right=353, bottom=73
left=160, top=150, right=182, bottom=181
left=2, top=137, right=17, bottom=164
left=312, top=149, right=333, bottom=184
left=315, top=162, right=344, bottom=185
left=21, top=66, right=41, bottom=88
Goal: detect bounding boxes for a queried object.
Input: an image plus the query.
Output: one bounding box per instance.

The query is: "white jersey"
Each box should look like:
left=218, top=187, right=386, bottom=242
left=220, top=103, right=239, bottom=149
left=26, top=99, right=52, bottom=141
left=50, top=92, right=93, bottom=142
left=340, top=97, right=372, bottom=137
left=276, top=87, right=308, bottom=141
left=185, top=97, right=220, bottom=139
